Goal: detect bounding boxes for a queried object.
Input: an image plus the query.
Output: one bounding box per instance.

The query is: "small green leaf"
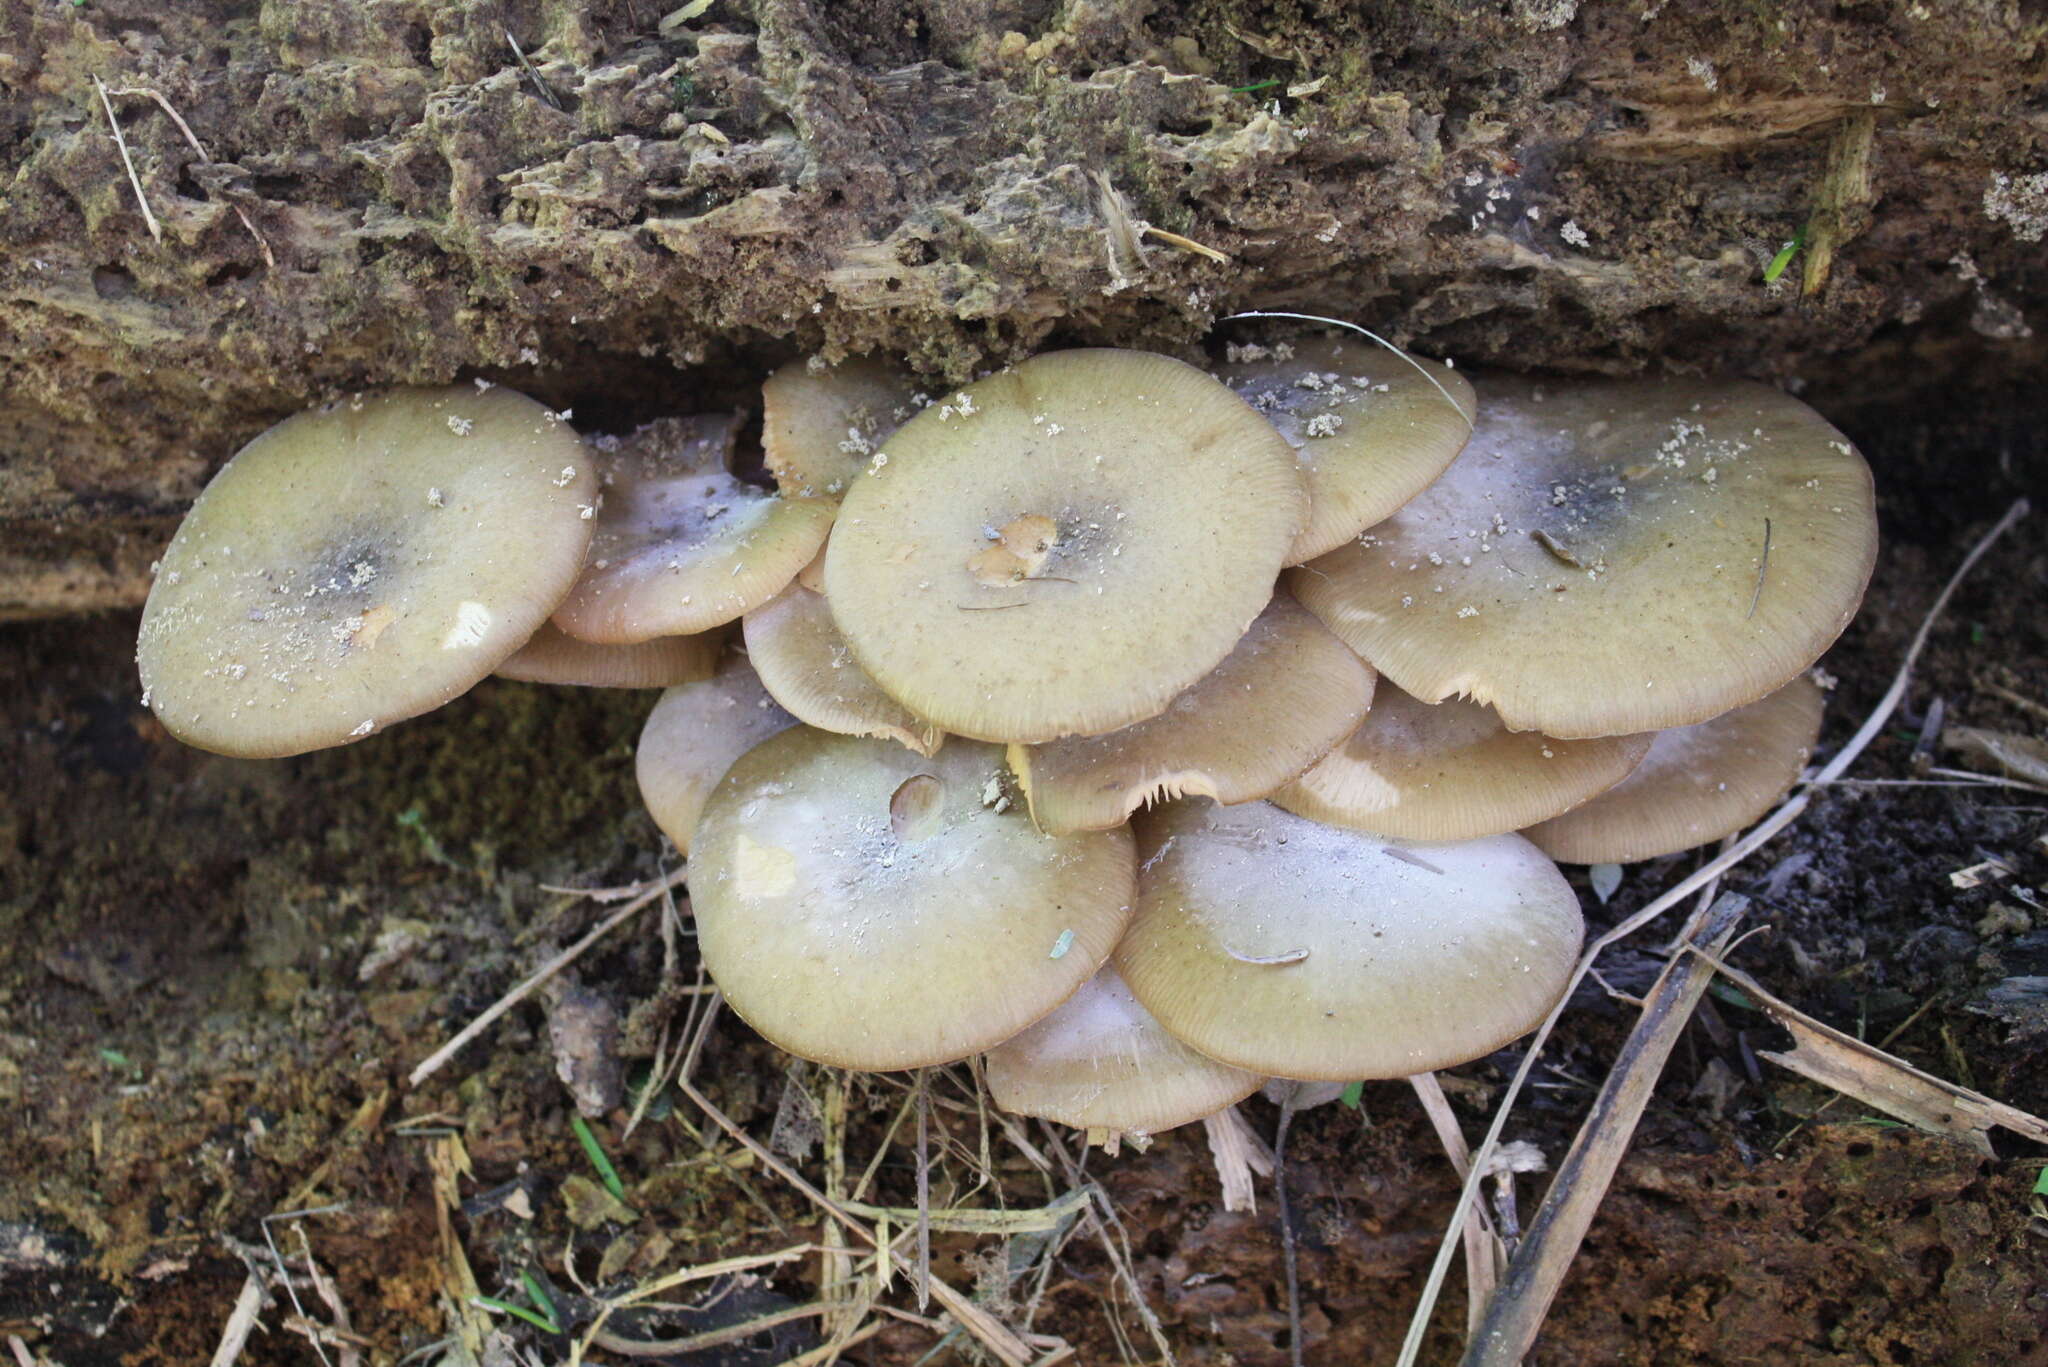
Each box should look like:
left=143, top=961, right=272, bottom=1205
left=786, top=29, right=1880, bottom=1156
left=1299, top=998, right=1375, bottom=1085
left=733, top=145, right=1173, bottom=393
left=98, top=1047, right=131, bottom=1069
left=519, top=1269, right=558, bottom=1324
left=1230, top=78, right=1282, bottom=94
left=1339, top=1080, right=1364, bottom=1110
left=2032, top=1167, right=2048, bottom=1197
left=1708, top=982, right=1757, bottom=1012
left=1763, top=225, right=1807, bottom=284
left=571, top=1113, right=628, bottom=1202
left=474, top=1295, right=562, bottom=1336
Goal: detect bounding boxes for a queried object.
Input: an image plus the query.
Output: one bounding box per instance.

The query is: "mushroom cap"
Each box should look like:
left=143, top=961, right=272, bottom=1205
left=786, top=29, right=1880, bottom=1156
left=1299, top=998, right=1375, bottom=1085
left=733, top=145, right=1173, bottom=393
left=1216, top=336, right=1476, bottom=563
left=1008, top=594, right=1376, bottom=834
left=691, top=729, right=1137, bottom=1070
left=1116, top=800, right=1583, bottom=1080
left=137, top=385, right=596, bottom=757
left=635, top=654, right=798, bottom=855
left=985, top=965, right=1262, bottom=1135
left=761, top=354, right=921, bottom=499
left=823, top=349, right=1309, bottom=743
left=742, top=551, right=946, bottom=756
left=1524, top=673, right=1825, bottom=863
left=551, top=415, right=836, bottom=643
left=497, top=622, right=723, bottom=688
left=1289, top=376, right=1877, bottom=738
left=1271, top=683, right=1652, bottom=841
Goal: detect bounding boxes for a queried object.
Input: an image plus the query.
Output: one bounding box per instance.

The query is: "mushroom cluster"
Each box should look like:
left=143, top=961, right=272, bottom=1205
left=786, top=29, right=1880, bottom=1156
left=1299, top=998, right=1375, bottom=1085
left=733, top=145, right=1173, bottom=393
left=138, top=333, right=1877, bottom=1146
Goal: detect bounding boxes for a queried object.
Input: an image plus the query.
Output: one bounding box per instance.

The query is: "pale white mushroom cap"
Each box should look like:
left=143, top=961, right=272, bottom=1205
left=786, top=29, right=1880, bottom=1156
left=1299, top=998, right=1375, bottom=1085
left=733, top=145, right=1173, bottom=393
left=1272, top=683, right=1652, bottom=841
left=1008, top=594, right=1375, bottom=834
left=742, top=551, right=945, bottom=756
left=1291, top=376, right=1877, bottom=738
left=985, top=965, right=1262, bottom=1135
left=552, top=415, right=835, bottom=643
left=691, top=730, right=1137, bottom=1070
left=824, top=349, right=1308, bottom=743
left=1216, top=335, right=1476, bottom=563
left=1117, top=800, right=1583, bottom=1080
left=761, top=354, right=922, bottom=499
left=137, top=386, right=595, bottom=757
left=497, top=622, right=723, bottom=688
left=1525, top=674, right=1825, bottom=863
left=635, top=654, right=798, bottom=855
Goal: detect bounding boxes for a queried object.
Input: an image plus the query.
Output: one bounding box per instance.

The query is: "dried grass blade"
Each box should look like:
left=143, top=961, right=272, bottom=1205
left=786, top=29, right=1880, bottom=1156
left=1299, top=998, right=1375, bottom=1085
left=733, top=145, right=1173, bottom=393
left=1463, top=893, right=1749, bottom=1367
left=1701, top=955, right=2048, bottom=1154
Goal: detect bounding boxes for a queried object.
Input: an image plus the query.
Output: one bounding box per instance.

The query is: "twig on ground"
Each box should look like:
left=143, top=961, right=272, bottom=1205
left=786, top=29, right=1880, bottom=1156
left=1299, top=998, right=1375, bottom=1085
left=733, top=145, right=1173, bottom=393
left=1465, top=892, right=1749, bottom=1367
left=1700, top=953, right=2048, bottom=1153
left=1202, top=1104, right=1273, bottom=1213
left=915, top=1069, right=932, bottom=1310
left=206, top=1271, right=268, bottom=1367
left=1395, top=497, right=2030, bottom=1367
left=1275, top=1096, right=1304, bottom=1367
left=1408, top=1073, right=1503, bottom=1342
left=408, top=867, right=686, bottom=1086
left=676, top=1074, right=1042, bottom=1367
left=259, top=1212, right=332, bottom=1367
left=1036, top=1125, right=1178, bottom=1367
left=294, top=1223, right=363, bottom=1367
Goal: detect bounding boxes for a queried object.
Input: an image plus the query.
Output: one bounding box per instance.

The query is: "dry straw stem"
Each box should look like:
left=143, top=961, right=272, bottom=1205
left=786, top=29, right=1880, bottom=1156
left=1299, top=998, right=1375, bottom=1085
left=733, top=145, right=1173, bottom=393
left=205, top=1272, right=267, bottom=1367
left=408, top=868, right=687, bottom=1086
left=675, top=1074, right=1049, bottom=1367
left=93, top=76, right=160, bottom=244
left=1464, top=892, right=1749, bottom=1367
left=569, top=1245, right=817, bottom=1362
left=100, top=82, right=277, bottom=268
left=1395, top=496, right=2031, bottom=1367
left=1407, top=1072, right=1507, bottom=1345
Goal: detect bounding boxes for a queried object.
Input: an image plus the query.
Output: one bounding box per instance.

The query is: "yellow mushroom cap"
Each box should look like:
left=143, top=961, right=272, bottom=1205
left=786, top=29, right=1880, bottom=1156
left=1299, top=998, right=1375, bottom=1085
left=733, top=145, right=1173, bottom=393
left=635, top=654, right=798, bottom=855
left=742, top=551, right=945, bottom=756
left=1008, top=594, right=1375, bottom=835
left=824, top=349, right=1309, bottom=743
left=551, top=415, right=836, bottom=643
left=691, top=729, right=1137, bottom=1071
left=1290, top=376, right=1877, bottom=738
left=1525, top=674, right=1825, bottom=863
left=1117, top=800, right=1583, bottom=1080
left=1271, top=683, right=1652, bottom=842
left=761, top=354, right=921, bottom=499
left=136, top=386, right=596, bottom=757
left=1216, top=336, right=1476, bottom=563
left=985, top=965, right=1262, bottom=1136
left=497, top=622, right=723, bottom=688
